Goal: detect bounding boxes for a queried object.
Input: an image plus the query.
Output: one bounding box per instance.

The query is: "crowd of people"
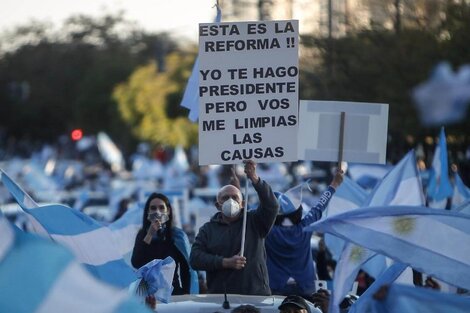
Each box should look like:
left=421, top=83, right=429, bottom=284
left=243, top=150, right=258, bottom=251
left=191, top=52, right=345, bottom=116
left=130, top=159, right=347, bottom=312
left=2, top=135, right=470, bottom=312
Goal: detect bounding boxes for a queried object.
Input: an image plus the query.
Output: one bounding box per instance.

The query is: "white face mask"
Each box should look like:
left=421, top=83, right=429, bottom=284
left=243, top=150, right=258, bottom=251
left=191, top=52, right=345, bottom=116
left=148, top=212, right=169, bottom=224
left=221, top=198, right=241, bottom=218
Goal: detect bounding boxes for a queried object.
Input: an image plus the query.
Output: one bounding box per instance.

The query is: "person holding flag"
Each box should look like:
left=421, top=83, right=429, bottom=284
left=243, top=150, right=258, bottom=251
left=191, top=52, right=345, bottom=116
left=265, top=169, right=344, bottom=298
left=131, top=193, right=198, bottom=295
left=190, top=160, right=279, bottom=295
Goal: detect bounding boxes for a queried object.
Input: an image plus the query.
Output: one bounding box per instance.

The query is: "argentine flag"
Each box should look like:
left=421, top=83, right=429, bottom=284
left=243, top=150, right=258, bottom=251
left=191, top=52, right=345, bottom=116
left=180, top=5, right=222, bottom=121
left=312, top=205, right=470, bottom=290
left=452, top=172, right=470, bottom=209
left=324, top=176, right=368, bottom=261
left=0, top=217, right=151, bottom=313
left=348, top=262, right=408, bottom=313
left=370, top=283, right=470, bottom=313
left=1, top=169, right=138, bottom=288
left=320, top=151, right=425, bottom=313
left=427, top=127, right=453, bottom=206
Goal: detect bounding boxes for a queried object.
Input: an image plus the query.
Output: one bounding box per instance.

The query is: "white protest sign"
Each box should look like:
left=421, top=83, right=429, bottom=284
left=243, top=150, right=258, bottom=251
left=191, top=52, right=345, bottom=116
left=298, top=100, right=389, bottom=164
left=198, top=20, right=299, bottom=165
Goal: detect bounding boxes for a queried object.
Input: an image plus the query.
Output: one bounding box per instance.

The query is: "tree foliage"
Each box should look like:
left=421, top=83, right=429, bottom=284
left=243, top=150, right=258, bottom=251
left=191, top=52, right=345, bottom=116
left=0, top=13, right=176, bottom=153
left=299, top=1, right=470, bottom=142
left=113, top=52, right=198, bottom=148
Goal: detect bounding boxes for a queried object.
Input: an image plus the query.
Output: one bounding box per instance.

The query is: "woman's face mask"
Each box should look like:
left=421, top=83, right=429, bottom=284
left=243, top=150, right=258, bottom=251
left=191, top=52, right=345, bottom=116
left=221, top=198, right=241, bottom=218
left=148, top=211, right=169, bottom=224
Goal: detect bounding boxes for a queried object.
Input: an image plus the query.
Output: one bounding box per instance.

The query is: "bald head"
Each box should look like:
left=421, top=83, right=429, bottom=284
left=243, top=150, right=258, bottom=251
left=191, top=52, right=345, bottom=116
left=217, top=184, right=242, bottom=205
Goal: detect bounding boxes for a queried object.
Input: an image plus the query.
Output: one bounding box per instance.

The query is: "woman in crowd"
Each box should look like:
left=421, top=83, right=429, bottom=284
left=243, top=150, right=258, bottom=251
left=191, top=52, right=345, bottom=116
left=131, top=192, right=198, bottom=294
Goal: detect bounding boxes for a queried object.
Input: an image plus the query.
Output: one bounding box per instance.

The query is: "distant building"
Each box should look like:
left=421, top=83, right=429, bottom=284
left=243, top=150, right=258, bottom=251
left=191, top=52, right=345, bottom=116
left=219, top=0, right=445, bottom=37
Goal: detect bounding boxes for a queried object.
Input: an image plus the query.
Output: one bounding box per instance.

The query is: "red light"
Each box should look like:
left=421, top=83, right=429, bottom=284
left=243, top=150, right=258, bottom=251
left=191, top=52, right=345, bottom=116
left=71, top=129, right=83, bottom=141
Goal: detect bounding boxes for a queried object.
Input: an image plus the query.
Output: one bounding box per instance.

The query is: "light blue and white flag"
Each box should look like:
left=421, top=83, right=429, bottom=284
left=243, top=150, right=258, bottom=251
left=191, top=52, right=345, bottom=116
left=180, top=5, right=221, bottom=122
left=348, top=262, right=408, bottom=313
left=311, top=205, right=470, bottom=290
left=1, top=169, right=137, bottom=288
left=129, top=257, right=176, bottom=304
left=347, top=163, right=392, bottom=190
left=365, top=150, right=425, bottom=208
left=97, top=132, right=125, bottom=172
left=0, top=217, right=151, bottom=313
left=324, top=151, right=426, bottom=313
left=452, top=172, right=470, bottom=209
left=324, top=176, right=368, bottom=260
left=412, top=62, right=470, bottom=126
left=370, top=283, right=470, bottom=313
left=361, top=149, right=424, bottom=278
left=427, top=127, right=453, bottom=205
left=455, top=200, right=470, bottom=215
left=327, top=244, right=376, bottom=313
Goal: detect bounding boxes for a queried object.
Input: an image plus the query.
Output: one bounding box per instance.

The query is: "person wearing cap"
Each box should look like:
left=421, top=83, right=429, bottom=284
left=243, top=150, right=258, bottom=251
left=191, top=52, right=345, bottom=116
left=190, top=160, right=279, bottom=295
left=265, top=170, right=344, bottom=298
left=278, top=295, right=313, bottom=313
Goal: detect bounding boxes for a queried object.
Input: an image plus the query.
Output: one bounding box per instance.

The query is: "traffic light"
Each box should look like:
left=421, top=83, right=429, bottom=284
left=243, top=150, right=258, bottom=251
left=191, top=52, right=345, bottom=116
left=70, top=128, right=83, bottom=141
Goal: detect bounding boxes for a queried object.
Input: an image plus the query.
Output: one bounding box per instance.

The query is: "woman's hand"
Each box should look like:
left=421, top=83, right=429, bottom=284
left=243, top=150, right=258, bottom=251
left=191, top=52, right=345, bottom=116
left=143, top=220, right=161, bottom=244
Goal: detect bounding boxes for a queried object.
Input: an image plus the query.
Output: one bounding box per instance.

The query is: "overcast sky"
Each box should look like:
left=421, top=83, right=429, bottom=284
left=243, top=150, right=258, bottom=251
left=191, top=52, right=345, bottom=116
left=0, top=0, right=216, bottom=41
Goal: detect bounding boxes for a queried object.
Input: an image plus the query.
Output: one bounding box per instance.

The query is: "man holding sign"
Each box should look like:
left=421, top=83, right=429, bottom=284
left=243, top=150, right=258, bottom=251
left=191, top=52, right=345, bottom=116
left=190, top=160, right=279, bottom=295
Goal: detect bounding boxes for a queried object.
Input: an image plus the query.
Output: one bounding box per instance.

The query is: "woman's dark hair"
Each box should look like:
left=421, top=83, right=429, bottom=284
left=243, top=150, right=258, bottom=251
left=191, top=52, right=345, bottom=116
left=274, top=205, right=303, bottom=225
left=142, top=192, right=173, bottom=241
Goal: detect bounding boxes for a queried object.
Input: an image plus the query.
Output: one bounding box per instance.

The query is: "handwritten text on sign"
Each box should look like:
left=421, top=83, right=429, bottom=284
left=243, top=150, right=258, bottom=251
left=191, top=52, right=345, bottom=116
left=198, top=20, right=299, bottom=165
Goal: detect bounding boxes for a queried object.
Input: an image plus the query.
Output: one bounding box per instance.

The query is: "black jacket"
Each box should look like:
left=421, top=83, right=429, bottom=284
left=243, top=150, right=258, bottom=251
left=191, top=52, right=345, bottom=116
left=190, top=178, right=279, bottom=295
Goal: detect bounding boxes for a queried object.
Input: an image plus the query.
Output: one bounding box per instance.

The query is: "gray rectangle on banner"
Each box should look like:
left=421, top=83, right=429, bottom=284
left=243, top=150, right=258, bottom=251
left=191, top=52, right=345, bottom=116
left=304, top=150, right=381, bottom=163
left=307, top=101, right=382, bottom=115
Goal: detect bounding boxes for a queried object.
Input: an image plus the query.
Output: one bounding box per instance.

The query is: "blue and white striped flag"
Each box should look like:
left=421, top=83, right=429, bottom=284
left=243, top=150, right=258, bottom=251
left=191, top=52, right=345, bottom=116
left=412, top=62, right=470, bottom=126
left=348, top=262, right=407, bottom=313
left=370, top=283, right=470, bottom=313
left=1, top=169, right=137, bottom=288
left=362, top=150, right=425, bottom=278
left=427, top=127, right=453, bottom=206
left=311, top=205, right=470, bottom=290
left=180, top=5, right=222, bottom=122
left=452, top=172, right=470, bottom=209
left=456, top=200, right=470, bottom=215
left=327, top=243, right=376, bottom=313
left=322, top=151, right=425, bottom=313
left=0, top=217, right=151, bottom=313
left=324, top=176, right=368, bottom=260
left=365, top=150, right=425, bottom=208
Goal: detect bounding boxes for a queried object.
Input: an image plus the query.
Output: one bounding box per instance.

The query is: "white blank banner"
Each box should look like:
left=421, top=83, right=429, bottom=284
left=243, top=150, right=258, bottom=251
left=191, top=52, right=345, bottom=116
left=298, top=100, right=389, bottom=164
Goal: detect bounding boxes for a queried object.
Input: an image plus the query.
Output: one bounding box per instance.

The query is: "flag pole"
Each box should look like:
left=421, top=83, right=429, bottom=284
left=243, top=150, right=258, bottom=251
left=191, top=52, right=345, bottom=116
left=338, top=111, right=346, bottom=169
left=240, top=169, right=249, bottom=257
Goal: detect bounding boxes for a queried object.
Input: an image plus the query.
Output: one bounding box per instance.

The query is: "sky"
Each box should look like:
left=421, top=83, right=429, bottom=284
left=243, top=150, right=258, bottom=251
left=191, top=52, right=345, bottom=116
left=0, top=0, right=216, bottom=42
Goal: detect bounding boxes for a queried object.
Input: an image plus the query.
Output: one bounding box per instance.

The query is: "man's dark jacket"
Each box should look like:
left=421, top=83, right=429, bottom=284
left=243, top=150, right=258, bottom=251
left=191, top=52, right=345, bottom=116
left=190, top=178, right=279, bottom=295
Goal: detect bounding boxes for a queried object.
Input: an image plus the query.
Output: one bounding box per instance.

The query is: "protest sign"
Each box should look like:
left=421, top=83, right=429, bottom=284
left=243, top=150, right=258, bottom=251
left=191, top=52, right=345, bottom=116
left=198, top=20, right=299, bottom=165
left=298, top=100, right=388, bottom=164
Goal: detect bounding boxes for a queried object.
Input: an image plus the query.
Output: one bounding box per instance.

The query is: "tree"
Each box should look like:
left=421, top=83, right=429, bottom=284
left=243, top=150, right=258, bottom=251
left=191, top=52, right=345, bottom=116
left=113, top=52, right=198, bottom=148
left=0, top=13, right=177, bottom=154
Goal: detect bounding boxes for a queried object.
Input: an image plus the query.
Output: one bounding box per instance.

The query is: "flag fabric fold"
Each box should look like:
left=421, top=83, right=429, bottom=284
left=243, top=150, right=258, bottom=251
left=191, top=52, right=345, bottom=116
left=412, top=62, right=470, bottom=126
left=371, top=283, right=470, bottom=313
left=180, top=5, right=222, bottom=122
left=311, top=205, right=470, bottom=290
left=327, top=244, right=376, bottom=313
left=1, top=169, right=137, bottom=288
left=452, top=172, right=470, bottom=208
left=427, top=127, right=453, bottom=204
left=324, top=150, right=424, bottom=312
left=0, top=217, right=151, bottom=313
left=131, top=257, right=176, bottom=304
left=324, top=176, right=368, bottom=261
left=348, top=263, right=408, bottom=313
